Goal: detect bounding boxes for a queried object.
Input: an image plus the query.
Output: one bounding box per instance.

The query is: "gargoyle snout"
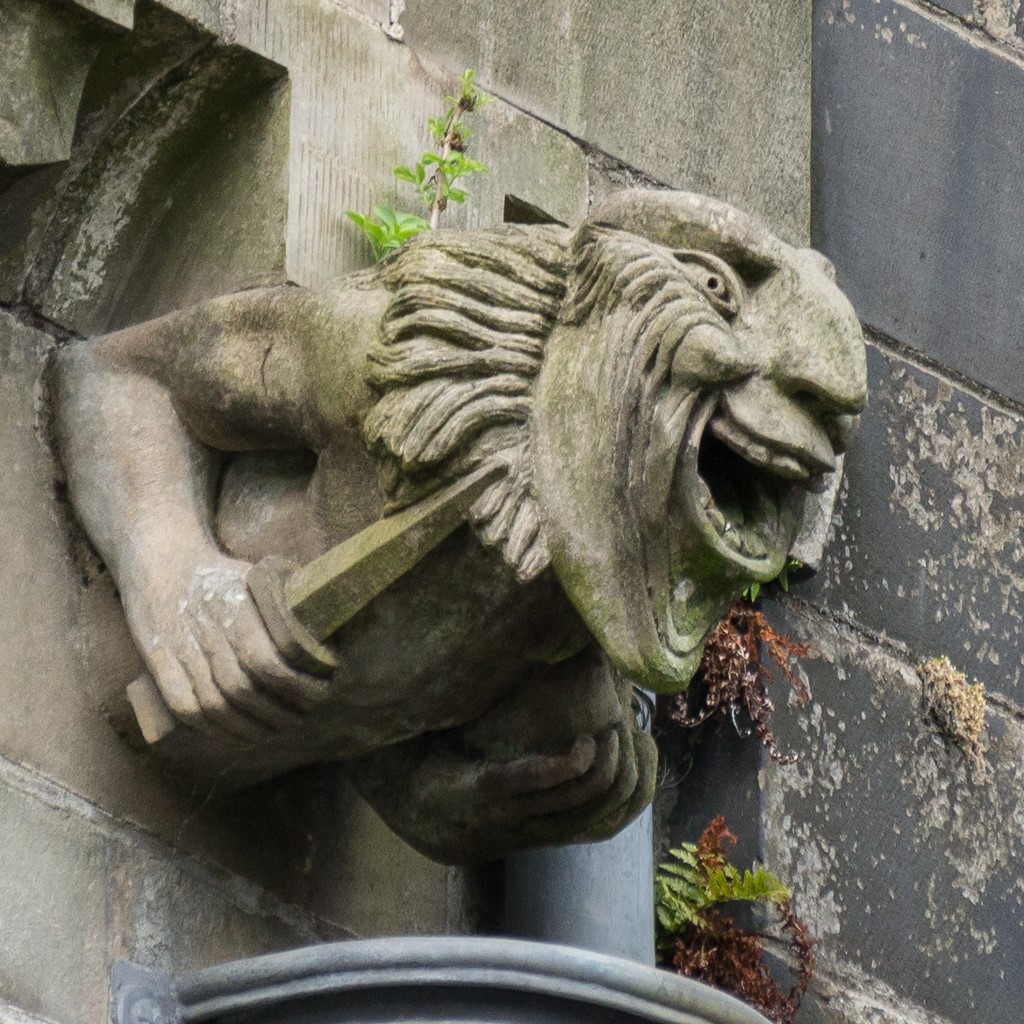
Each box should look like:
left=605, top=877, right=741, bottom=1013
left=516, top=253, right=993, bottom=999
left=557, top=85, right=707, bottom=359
left=778, top=252, right=867, bottom=416
left=728, top=315, right=866, bottom=449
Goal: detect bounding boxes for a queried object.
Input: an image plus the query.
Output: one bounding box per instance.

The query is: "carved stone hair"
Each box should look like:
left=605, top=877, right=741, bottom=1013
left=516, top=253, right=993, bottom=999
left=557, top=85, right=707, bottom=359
left=362, top=219, right=706, bottom=584
left=364, top=224, right=570, bottom=582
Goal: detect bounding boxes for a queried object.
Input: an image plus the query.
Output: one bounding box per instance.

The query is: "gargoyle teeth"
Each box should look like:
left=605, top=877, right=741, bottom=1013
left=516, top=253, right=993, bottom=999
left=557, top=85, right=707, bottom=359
left=698, top=477, right=713, bottom=509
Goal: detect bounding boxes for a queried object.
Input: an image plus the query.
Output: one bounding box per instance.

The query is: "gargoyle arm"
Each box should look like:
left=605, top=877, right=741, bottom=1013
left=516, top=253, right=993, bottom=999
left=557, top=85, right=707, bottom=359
left=52, top=285, right=374, bottom=735
left=54, top=287, right=318, bottom=572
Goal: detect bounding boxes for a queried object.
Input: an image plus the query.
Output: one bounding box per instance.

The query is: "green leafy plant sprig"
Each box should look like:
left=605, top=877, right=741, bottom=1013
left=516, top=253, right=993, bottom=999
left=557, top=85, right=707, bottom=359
left=346, top=69, right=492, bottom=259
left=743, top=558, right=801, bottom=603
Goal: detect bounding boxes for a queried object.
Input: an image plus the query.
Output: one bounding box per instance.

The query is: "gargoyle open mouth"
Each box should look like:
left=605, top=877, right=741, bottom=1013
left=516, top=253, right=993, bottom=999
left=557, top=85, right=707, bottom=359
left=674, top=396, right=811, bottom=579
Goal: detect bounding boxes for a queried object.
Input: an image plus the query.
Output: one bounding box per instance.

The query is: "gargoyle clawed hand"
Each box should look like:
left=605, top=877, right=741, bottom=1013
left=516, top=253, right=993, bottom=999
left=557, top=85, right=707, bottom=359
left=54, top=190, right=865, bottom=863
left=121, top=548, right=326, bottom=741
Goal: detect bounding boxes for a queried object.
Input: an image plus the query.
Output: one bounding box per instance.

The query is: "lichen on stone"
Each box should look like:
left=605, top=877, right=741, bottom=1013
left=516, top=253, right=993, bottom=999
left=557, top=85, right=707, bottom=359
left=918, top=656, right=988, bottom=777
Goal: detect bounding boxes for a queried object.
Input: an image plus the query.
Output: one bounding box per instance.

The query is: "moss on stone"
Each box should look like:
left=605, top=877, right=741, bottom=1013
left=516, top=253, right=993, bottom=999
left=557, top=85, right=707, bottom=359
left=918, top=655, right=988, bottom=777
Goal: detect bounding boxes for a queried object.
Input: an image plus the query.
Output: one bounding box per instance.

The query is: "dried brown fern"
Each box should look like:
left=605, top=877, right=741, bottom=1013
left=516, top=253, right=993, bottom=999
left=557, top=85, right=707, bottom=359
left=666, top=601, right=815, bottom=763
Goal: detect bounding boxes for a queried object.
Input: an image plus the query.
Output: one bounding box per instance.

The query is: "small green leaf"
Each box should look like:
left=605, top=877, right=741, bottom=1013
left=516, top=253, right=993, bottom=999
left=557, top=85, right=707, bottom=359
left=395, top=211, right=430, bottom=230
left=427, top=116, right=447, bottom=140
left=705, top=864, right=791, bottom=906
left=657, top=861, right=692, bottom=879
left=392, top=165, right=418, bottom=184
left=372, top=205, right=400, bottom=229
left=779, top=558, right=801, bottom=592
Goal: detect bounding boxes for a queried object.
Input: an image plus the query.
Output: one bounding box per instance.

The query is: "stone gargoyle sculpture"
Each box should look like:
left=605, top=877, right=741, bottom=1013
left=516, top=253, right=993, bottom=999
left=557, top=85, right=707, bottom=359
left=54, top=190, right=866, bottom=863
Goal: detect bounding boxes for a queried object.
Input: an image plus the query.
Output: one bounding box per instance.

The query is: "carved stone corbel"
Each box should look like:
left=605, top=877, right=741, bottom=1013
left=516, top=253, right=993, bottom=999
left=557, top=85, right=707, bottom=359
left=55, top=189, right=866, bottom=863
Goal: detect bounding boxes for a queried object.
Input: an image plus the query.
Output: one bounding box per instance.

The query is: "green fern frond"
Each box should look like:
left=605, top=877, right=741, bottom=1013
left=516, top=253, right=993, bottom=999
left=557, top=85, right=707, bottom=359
left=707, top=865, right=792, bottom=904
left=655, top=838, right=792, bottom=949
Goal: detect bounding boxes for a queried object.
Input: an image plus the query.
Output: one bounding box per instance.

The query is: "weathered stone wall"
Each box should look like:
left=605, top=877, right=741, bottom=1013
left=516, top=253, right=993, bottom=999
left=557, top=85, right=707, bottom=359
left=0, top=3, right=810, bottom=1024
left=660, top=3, right=1024, bottom=1022
left=10, top=0, right=1023, bottom=1022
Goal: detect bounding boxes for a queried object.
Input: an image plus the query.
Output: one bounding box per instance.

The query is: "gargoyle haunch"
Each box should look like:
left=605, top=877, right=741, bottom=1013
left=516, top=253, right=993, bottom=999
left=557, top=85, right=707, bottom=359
left=55, top=190, right=866, bottom=864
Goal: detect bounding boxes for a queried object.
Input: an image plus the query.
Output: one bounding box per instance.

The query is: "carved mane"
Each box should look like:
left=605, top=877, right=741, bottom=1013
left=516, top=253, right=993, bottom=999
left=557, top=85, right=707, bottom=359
left=364, top=224, right=570, bottom=582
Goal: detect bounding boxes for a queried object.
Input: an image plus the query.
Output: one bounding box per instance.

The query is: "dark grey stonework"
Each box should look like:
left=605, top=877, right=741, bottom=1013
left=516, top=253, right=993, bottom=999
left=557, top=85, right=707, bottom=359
left=656, top=336, right=1024, bottom=1024
left=930, top=0, right=974, bottom=17
left=806, top=342, right=1024, bottom=706
left=759, top=601, right=1024, bottom=1024
left=812, top=0, right=1024, bottom=404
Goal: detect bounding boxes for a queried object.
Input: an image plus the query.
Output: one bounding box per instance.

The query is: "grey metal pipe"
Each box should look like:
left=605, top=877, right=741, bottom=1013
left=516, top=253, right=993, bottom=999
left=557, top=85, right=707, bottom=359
left=504, top=806, right=655, bottom=965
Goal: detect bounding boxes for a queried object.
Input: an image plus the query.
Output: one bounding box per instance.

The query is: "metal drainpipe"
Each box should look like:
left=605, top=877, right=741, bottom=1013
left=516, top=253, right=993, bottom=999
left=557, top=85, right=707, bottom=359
left=504, top=696, right=655, bottom=965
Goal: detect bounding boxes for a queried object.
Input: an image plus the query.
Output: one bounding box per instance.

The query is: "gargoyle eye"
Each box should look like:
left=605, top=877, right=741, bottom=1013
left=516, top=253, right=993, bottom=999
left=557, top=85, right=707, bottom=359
left=673, top=250, right=743, bottom=319
left=703, top=272, right=729, bottom=301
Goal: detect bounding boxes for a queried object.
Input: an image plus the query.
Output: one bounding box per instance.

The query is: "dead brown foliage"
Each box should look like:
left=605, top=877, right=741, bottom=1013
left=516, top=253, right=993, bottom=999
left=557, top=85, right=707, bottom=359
left=666, top=601, right=815, bottom=763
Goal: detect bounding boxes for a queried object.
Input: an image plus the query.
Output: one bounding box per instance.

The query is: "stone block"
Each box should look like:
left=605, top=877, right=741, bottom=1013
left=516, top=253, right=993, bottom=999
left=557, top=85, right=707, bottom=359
left=0, top=0, right=116, bottom=170
left=0, top=759, right=334, bottom=1024
left=230, top=0, right=588, bottom=286
left=1, top=2, right=230, bottom=301
left=813, top=0, right=1024, bottom=402
left=806, top=342, right=1024, bottom=707
left=303, top=778, right=468, bottom=937
left=759, top=602, right=1024, bottom=1024
left=402, top=0, right=811, bottom=242
left=26, top=27, right=291, bottom=336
